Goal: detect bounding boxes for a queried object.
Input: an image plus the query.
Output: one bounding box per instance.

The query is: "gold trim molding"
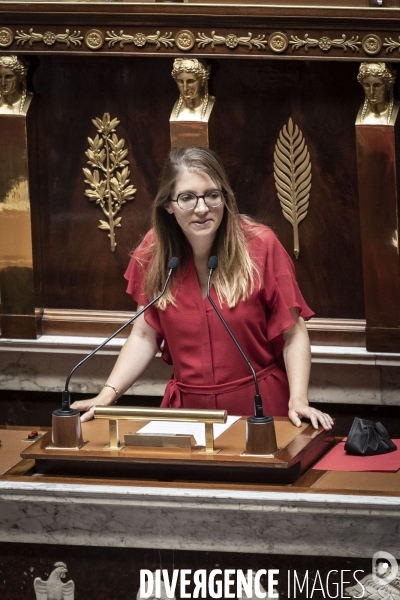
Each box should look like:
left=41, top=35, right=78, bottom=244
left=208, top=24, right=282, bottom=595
left=0, top=27, right=395, bottom=56
left=84, top=29, right=104, bottom=50
left=268, top=32, right=289, bottom=53
left=0, top=28, right=13, bottom=48
left=290, top=34, right=361, bottom=53
left=362, top=34, right=382, bottom=55
left=106, top=30, right=174, bottom=49
left=175, top=30, right=195, bottom=51
left=196, top=31, right=267, bottom=50
left=15, top=28, right=83, bottom=47
left=384, top=37, right=400, bottom=53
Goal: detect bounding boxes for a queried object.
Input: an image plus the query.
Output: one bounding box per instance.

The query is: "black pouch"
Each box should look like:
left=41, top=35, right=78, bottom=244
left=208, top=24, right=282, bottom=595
left=344, top=417, right=397, bottom=456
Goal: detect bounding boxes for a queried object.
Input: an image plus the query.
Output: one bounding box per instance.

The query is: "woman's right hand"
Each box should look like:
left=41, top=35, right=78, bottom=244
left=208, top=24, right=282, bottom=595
left=70, top=392, right=116, bottom=422
left=70, top=308, right=158, bottom=423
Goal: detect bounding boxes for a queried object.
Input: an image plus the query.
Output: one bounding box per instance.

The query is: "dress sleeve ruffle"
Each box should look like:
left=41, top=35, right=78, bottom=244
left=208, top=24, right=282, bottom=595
left=123, top=230, right=163, bottom=339
left=256, top=228, right=314, bottom=345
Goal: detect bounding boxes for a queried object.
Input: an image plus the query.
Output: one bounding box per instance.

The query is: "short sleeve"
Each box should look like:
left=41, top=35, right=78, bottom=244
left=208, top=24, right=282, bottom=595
left=124, top=230, right=163, bottom=337
left=124, top=230, right=153, bottom=306
left=256, top=229, right=314, bottom=343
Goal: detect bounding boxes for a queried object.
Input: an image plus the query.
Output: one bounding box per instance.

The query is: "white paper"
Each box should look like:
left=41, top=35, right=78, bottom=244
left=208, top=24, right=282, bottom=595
left=137, top=415, right=241, bottom=447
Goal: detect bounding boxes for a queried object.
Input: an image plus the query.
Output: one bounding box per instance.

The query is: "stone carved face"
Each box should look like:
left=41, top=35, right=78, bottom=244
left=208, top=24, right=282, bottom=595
left=175, top=71, right=203, bottom=106
left=171, top=58, right=210, bottom=111
left=361, top=74, right=388, bottom=106
left=0, top=66, right=20, bottom=97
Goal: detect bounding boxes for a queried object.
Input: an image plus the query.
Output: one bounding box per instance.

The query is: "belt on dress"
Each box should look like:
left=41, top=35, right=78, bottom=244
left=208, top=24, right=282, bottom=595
left=162, top=362, right=280, bottom=409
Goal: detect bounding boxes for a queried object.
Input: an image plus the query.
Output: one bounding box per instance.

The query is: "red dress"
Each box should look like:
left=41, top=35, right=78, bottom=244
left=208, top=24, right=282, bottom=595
left=124, top=223, right=314, bottom=417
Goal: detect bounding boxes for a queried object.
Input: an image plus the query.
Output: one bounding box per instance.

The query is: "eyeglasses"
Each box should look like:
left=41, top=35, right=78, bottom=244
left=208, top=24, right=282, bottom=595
left=170, top=189, right=224, bottom=211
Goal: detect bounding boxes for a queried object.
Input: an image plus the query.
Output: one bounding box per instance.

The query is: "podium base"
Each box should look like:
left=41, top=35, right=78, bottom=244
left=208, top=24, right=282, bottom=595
left=51, top=409, right=84, bottom=449
left=245, top=416, right=278, bottom=456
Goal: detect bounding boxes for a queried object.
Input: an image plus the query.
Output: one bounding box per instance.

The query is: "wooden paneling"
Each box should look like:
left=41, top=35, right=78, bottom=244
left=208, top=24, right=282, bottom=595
left=26, top=56, right=364, bottom=319
left=30, top=56, right=172, bottom=312
left=356, top=121, right=400, bottom=352
left=4, top=2, right=400, bottom=348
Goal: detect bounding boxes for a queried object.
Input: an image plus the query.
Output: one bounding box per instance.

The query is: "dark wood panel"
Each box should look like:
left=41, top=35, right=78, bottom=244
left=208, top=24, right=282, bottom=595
left=211, top=59, right=364, bottom=318
left=366, top=327, right=400, bottom=353
left=2, top=2, right=400, bottom=26
left=31, top=55, right=172, bottom=312
left=29, top=56, right=365, bottom=318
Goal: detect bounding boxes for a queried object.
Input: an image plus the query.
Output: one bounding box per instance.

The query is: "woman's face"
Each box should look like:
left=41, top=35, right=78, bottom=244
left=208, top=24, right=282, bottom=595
left=362, top=74, right=388, bottom=105
left=165, top=170, right=225, bottom=248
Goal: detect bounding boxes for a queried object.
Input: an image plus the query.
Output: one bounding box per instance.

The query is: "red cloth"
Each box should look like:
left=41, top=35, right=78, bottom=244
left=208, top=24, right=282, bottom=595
left=312, top=439, right=400, bottom=472
left=124, top=223, right=314, bottom=416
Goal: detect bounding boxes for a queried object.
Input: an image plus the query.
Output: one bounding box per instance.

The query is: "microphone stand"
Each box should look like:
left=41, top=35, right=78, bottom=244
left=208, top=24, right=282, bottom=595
left=51, top=257, right=179, bottom=449
left=207, top=256, right=277, bottom=456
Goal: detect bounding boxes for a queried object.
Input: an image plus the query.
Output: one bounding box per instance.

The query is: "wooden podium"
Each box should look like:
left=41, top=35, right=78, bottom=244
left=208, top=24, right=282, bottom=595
left=21, top=417, right=334, bottom=484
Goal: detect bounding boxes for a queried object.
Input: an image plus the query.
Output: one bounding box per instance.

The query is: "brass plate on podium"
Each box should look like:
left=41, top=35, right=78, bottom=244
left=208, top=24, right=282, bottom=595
left=21, top=418, right=334, bottom=484
left=124, top=433, right=196, bottom=450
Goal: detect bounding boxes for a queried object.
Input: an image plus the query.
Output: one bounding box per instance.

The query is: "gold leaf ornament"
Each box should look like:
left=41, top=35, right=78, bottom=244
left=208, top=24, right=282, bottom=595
left=83, top=112, right=136, bottom=252
left=274, top=118, right=311, bottom=258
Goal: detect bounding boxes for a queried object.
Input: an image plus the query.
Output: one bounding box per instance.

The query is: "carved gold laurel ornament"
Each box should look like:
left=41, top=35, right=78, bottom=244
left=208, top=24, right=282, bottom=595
left=196, top=31, right=267, bottom=50
left=290, top=33, right=361, bottom=53
left=83, top=113, right=136, bottom=252
left=274, top=118, right=311, bottom=259
left=106, top=30, right=174, bottom=49
left=384, top=37, right=400, bottom=53
left=15, top=28, right=83, bottom=47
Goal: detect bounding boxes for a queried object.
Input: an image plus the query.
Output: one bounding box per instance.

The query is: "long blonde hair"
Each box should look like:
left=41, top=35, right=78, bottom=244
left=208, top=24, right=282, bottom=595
left=141, top=147, right=259, bottom=309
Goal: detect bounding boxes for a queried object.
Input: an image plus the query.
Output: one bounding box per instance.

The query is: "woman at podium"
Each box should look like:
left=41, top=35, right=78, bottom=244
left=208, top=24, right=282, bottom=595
left=72, top=147, right=332, bottom=431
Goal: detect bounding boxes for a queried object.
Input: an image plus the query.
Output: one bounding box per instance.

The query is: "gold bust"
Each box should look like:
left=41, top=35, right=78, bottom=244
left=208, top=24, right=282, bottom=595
left=0, top=55, right=33, bottom=115
left=357, top=62, right=398, bottom=125
left=170, top=58, right=215, bottom=122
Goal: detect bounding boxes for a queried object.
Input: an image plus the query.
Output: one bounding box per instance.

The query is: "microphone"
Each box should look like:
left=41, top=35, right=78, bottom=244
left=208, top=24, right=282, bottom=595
left=207, top=256, right=265, bottom=418
left=60, top=256, right=179, bottom=413
left=50, top=257, right=179, bottom=450
left=51, top=256, right=179, bottom=450
left=207, top=256, right=277, bottom=455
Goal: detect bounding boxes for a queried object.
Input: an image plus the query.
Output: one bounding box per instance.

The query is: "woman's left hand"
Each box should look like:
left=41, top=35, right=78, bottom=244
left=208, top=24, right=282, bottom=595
left=288, top=399, right=334, bottom=431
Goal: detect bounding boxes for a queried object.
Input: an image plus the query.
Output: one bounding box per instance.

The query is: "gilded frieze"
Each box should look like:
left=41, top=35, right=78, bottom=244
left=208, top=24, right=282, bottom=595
left=0, top=27, right=13, bottom=48
left=268, top=32, right=289, bottom=53
left=15, top=28, right=83, bottom=47
left=362, top=34, right=382, bottom=55
left=0, top=25, right=398, bottom=58
left=384, top=37, right=400, bottom=53
left=105, top=30, right=174, bottom=49
left=84, top=29, right=104, bottom=50
left=196, top=32, right=267, bottom=50
left=290, top=34, right=361, bottom=53
left=175, top=30, right=196, bottom=51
